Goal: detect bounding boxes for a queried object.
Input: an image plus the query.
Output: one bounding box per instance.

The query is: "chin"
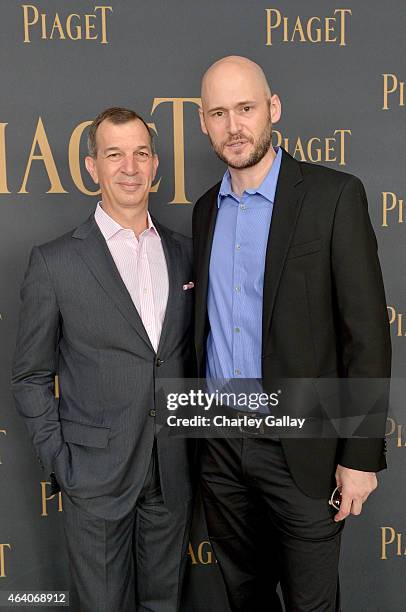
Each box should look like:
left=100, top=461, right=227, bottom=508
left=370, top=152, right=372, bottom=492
left=227, top=157, right=251, bottom=169
left=117, top=200, right=141, bottom=208
left=223, top=149, right=252, bottom=166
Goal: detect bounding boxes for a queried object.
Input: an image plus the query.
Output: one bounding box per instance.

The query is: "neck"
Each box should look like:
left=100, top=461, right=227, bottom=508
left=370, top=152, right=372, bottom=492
left=101, top=202, right=149, bottom=238
left=229, top=146, right=276, bottom=197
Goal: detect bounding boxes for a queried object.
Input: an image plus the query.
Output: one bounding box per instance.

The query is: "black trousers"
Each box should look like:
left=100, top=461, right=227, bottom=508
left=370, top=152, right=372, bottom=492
left=61, top=445, right=191, bottom=612
left=200, top=437, right=343, bottom=612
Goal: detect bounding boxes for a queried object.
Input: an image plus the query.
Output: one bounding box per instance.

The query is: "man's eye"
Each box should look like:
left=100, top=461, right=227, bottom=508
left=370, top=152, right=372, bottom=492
left=108, top=153, right=120, bottom=158
left=136, top=151, right=150, bottom=159
left=212, top=111, right=223, bottom=118
left=242, top=106, right=251, bottom=112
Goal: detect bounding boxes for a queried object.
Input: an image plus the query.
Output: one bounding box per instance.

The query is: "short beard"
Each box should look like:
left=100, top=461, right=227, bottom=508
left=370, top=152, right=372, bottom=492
left=210, top=120, right=273, bottom=169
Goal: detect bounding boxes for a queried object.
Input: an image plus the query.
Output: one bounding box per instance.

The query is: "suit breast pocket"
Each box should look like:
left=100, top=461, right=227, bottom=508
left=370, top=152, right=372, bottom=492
left=178, top=284, right=194, bottom=308
left=287, top=239, right=322, bottom=260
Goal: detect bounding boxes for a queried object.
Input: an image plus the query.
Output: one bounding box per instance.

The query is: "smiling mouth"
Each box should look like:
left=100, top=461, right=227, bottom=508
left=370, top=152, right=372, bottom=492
left=118, top=182, right=142, bottom=190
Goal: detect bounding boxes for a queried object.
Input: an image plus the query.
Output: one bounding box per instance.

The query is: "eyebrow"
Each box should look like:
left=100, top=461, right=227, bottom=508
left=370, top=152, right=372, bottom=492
left=207, top=100, right=256, bottom=113
left=103, top=145, right=151, bottom=154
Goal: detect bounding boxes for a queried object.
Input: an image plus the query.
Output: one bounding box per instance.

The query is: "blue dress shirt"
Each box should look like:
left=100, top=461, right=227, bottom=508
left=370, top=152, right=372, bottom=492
left=206, top=147, right=282, bottom=380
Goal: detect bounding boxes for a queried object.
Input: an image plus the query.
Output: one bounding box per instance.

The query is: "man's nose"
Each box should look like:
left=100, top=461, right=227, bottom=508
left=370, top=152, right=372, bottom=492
left=227, top=112, right=240, bottom=135
left=121, top=154, right=138, bottom=174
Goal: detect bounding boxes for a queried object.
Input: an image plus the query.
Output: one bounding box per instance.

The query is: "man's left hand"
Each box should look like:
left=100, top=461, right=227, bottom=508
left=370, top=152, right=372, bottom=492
left=333, top=465, right=377, bottom=522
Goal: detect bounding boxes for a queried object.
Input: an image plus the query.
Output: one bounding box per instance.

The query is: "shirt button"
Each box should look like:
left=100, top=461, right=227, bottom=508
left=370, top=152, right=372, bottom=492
left=149, top=409, right=156, bottom=417
left=235, top=285, right=241, bottom=292
left=235, top=327, right=240, bottom=333
left=235, top=244, right=241, bottom=251
left=240, top=204, right=247, bottom=210
left=234, top=369, right=241, bottom=375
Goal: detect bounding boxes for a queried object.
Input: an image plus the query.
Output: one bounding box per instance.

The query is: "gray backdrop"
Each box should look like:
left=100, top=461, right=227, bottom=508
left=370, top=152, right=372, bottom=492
left=0, top=1, right=405, bottom=610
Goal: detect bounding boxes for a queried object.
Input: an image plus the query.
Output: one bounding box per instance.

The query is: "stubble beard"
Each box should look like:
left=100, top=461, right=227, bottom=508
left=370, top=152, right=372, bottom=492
left=210, top=120, right=273, bottom=170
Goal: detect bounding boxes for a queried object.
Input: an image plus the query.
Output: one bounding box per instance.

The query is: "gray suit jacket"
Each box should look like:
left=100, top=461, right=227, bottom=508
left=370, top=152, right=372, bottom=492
left=11, top=213, right=195, bottom=520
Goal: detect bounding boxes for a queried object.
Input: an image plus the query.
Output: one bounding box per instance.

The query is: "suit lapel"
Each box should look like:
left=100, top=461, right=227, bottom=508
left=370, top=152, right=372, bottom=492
left=153, top=219, right=181, bottom=355
left=262, top=149, right=305, bottom=354
left=72, top=214, right=154, bottom=351
left=194, top=184, right=219, bottom=358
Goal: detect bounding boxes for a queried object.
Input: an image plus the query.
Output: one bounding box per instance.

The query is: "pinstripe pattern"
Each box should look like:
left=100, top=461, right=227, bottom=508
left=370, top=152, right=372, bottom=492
left=95, top=203, right=168, bottom=351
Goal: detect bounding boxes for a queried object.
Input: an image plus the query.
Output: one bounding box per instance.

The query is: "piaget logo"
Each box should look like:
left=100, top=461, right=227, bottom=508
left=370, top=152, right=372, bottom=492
left=0, top=544, right=11, bottom=578
left=382, top=74, right=405, bottom=110
left=0, top=106, right=350, bottom=197
left=0, top=98, right=201, bottom=203
left=387, top=306, right=406, bottom=338
left=265, top=8, right=351, bottom=46
left=187, top=540, right=216, bottom=565
left=381, top=527, right=406, bottom=560
left=40, top=481, right=63, bottom=517
left=22, top=4, right=113, bottom=43
left=0, top=429, right=6, bottom=465
left=151, top=98, right=201, bottom=203
left=382, top=192, right=404, bottom=227
left=273, top=129, right=351, bottom=166
left=386, top=417, right=406, bottom=448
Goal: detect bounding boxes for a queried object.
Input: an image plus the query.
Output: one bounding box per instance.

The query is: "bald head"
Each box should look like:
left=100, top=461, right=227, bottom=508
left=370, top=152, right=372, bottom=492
left=201, top=56, right=272, bottom=106
left=199, top=55, right=281, bottom=172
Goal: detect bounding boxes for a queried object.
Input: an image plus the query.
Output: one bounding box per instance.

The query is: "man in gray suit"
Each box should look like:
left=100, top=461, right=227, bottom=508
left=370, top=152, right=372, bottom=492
left=11, top=107, right=195, bottom=612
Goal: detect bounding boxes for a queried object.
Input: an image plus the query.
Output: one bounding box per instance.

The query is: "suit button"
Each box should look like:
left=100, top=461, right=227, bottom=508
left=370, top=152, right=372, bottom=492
left=156, top=358, right=163, bottom=367
left=149, top=409, right=156, bottom=417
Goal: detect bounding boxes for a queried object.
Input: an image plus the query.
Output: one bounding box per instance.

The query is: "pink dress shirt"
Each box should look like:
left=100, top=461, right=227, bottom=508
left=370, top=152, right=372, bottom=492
left=94, top=202, right=169, bottom=352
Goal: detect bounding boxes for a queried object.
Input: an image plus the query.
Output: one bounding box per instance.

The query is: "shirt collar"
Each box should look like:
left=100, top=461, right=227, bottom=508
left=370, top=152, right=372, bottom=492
left=217, top=146, right=282, bottom=208
left=94, top=202, right=159, bottom=240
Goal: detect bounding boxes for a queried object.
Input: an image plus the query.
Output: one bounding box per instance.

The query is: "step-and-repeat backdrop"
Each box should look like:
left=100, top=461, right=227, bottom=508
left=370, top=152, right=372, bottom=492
left=0, top=2, right=405, bottom=610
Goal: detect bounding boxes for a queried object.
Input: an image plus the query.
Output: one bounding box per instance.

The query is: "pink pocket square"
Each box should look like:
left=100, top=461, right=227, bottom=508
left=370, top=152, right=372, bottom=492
left=183, top=281, right=194, bottom=290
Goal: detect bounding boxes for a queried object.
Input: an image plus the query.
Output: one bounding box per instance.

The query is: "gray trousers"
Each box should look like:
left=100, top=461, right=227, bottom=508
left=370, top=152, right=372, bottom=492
left=61, top=447, right=192, bottom=612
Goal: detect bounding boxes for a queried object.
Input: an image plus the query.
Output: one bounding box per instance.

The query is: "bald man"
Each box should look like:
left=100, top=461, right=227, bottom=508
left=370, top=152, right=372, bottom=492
left=192, top=57, right=390, bottom=611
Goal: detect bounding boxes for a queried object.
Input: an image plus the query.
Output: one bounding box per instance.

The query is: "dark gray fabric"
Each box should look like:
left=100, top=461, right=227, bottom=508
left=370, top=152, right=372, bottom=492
left=11, top=211, right=195, bottom=609
left=11, top=212, right=195, bottom=520
left=62, top=446, right=192, bottom=612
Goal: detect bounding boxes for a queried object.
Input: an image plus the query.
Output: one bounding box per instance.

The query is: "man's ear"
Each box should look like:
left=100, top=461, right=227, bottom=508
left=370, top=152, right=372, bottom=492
left=85, top=156, right=99, bottom=184
left=199, top=107, right=208, bottom=135
left=270, top=94, right=282, bottom=126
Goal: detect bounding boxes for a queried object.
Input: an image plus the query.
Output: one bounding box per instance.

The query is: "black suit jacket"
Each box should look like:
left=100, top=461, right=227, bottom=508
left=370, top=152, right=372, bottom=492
left=12, top=213, right=195, bottom=520
left=193, top=148, right=391, bottom=498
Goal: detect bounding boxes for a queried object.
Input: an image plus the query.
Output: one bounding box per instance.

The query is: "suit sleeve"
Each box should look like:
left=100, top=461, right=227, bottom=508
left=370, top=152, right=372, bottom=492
left=11, top=246, right=64, bottom=473
left=331, top=175, right=391, bottom=471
